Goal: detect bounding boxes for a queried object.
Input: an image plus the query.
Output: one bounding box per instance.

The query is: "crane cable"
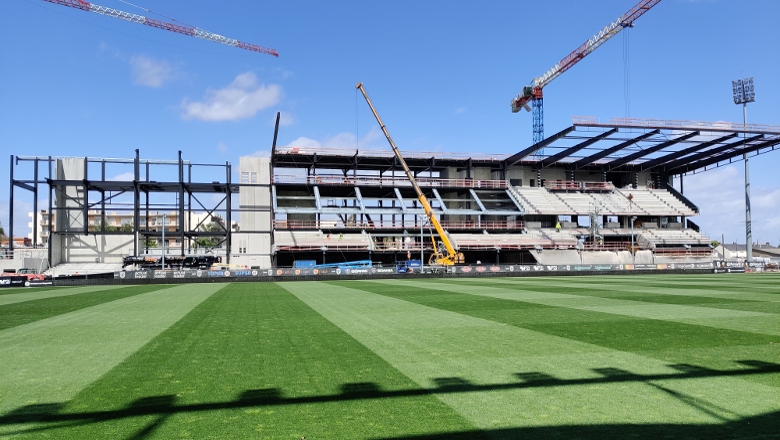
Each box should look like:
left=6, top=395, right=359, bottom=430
left=623, top=27, right=631, bottom=119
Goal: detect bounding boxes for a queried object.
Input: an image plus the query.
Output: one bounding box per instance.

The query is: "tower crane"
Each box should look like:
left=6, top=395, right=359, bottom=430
left=40, top=0, right=278, bottom=57
left=356, top=82, right=465, bottom=266
left=511, top=0, right=661, bottom=148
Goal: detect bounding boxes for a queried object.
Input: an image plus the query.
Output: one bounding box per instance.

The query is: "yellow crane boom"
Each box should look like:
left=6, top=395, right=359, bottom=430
left=356, top=82, right=464, bottom=265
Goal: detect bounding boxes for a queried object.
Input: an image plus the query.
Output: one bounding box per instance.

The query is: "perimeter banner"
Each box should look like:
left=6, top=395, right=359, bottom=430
left=114, top=262, right=715, bottom=280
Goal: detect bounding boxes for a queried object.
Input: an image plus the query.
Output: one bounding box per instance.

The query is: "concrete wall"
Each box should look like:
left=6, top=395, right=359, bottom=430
left=232, top=156, right=273, bottom=269
left=533, top=249, right=582, bottom=265
left=52, top=158, right=136, bottom=266
left=540, top=168, right=566, bottom=182
left=581, top=251, right=620, bottom=264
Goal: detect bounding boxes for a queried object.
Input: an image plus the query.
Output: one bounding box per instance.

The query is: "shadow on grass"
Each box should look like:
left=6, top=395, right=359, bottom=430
left=367, top=408, right=780, bottom=440
left=2, top=360, right=779, bottom=438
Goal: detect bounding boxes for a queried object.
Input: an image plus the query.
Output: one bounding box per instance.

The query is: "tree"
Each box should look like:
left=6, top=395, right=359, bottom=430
left=711, top=240, right=721, bottom=248
left=0, top=221, right=5, bottom=239
left=196, top=215, right=226, bottom=248
left=88, top=222, right=134, bottom=233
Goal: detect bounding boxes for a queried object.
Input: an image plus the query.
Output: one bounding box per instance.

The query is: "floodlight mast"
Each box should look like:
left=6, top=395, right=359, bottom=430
left=732, top=77, right=755, bottom=264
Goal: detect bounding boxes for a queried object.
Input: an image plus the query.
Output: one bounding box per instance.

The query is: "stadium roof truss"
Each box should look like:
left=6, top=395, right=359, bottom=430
left=273, top=117, right=780, bottom=178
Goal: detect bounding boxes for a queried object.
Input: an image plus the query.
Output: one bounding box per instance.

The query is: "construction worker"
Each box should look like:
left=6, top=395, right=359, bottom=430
left=555, top=221, right=561, bottom=233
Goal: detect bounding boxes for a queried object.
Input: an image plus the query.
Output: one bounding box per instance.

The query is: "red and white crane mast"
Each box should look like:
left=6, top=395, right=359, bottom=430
left=511, top=0, right=661, bottom=146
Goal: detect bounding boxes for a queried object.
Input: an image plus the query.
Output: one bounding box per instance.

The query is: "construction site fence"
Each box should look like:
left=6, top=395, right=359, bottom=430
left=273, top=175, right=508, bottom=189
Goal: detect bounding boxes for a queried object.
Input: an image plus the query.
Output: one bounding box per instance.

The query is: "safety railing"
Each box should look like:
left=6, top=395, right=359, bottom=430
left=455, top=240, right=576, bottom=250
left=543, top=180, right=614, bottom=191
left=272, top=175, right=508, bottom=189
left=573, top=116, right=780, bottom=135
left=275, top=146, right=510, bottom=162
left=273, top=220, right=524, bottom=230
left=372, top=241, right=435, bottom=252
left=580, top=241, right=643, bottom=251
left=274, top=244, right=370, bottom=252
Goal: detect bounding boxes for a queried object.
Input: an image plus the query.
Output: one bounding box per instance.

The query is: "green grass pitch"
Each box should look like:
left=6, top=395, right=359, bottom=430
left=0, top=274, right=778, bottom=439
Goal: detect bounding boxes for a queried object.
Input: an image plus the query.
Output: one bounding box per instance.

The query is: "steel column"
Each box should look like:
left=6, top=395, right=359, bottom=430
left=743, top=103, right=752, bottom=263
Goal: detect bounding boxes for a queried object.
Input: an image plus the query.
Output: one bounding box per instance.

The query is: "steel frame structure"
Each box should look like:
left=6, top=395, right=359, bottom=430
left=274, top=117, right=780, bottom=181
left=6, top=151, right=270, bottom=264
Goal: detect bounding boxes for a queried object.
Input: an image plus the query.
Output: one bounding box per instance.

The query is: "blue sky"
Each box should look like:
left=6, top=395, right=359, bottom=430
left=2, top=0, right=779, bottom=245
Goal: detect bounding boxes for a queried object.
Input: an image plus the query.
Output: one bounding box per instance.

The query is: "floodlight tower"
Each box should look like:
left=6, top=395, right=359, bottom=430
left=732, top=77, right=755, bottom=263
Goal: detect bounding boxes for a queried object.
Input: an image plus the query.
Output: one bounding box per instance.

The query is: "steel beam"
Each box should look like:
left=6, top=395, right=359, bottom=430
left=394, top=188, right=408, bottom=213
left=431, top=188, right=448, bottom=213
left=540, top=128, right=618, bottom=168
left=661, top=134, right=764, bottom=171
left=354, top=187, right=365, bottom=212
left=571, top=129, right=660, bottom=169
left=605, top=131, right=699, bottom=170
left=505, top=189, right=526, bottom=214
left=505, top=126, right=576, bottom=167
left=469, top=189, right=488, bottom=213
left=670, top=136, right=780, bottom=174
left=639, top=133, right=738, bottom=170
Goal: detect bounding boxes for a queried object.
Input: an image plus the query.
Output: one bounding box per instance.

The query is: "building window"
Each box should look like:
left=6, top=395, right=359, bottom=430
left=240, top=172, right=249, bottom=183
left=510, top=178, right=522, bottom=187
left=250, top=172, right=258, bottom=183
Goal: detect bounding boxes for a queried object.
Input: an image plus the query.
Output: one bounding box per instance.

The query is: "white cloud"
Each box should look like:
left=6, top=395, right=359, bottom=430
left=681, top=165, right=780, bottom=246
left=273, top=127, right=386, bottom=154
left=110, top=172, right=135, bottom=181
left=277, top=112, right=295, bottom=127
left=181, top=72, right=282, bottom=122
left=129, top=54, right=176, bottom=88
left=218, top=142, right=228, bottom=153
left=455, top=107, right=466, bottom=114
left=249, top=150, right=271, bottom=157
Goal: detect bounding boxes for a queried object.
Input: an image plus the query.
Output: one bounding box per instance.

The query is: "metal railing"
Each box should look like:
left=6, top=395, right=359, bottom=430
left=273, top=220, right=524, bottom=230
left=275, top=146, right=510, bottom=162
left=543, top=180, right=614, bottom=191
left=573, top=116, right=780, bottom=134
left=272, top=175, right=508, bottom=189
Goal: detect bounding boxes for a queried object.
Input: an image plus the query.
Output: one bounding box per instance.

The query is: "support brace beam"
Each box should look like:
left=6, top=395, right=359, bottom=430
left=431, top=188, right=448, bottom=213
left=541, top=128, right=618, bottom=167
left=605, top=131, right=700, bottom=170
left=505, top=126, right=576, bottom=167
left=572, top=129, right=660, bottom=169
left=469, top=189, right=488, bottom=213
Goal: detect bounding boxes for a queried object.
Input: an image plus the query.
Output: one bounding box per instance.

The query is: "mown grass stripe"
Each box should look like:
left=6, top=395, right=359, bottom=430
left=416, top=278, right=780, bottom=334
left=286, top=281, right=780, bottom=431
left=0, top=284, right=222, bottom=420
left=0, top=285, right=172, bottom=331
left=0, top=286, right=74, bottom=296
left=357, top=280, right=777, bottom=350
left=14, top=282, right=481, bottom=440
left=436, top=276, right=780, bottom=302
left=356, top=279, right=780, bottom=390
left=0, top=285, right=129, bottom=307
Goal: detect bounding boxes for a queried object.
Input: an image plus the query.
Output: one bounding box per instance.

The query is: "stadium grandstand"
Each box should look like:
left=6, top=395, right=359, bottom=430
left=6, top=117, right=780, bottom=275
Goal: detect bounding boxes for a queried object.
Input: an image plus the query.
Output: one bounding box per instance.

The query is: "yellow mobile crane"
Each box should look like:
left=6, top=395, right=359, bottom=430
left=356, top=83, right=464, bottom=266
